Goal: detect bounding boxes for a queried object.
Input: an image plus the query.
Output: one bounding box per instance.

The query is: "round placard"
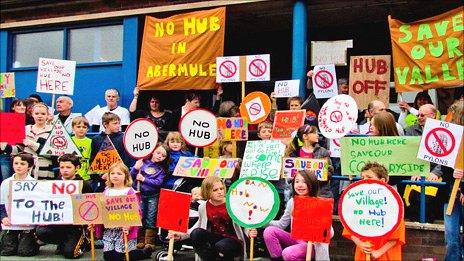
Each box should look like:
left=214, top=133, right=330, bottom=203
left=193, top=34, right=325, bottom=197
left=226, top=177, right=280, bottom=228
left=239, top=92, right=272, bottom=124
left=179, top=108, right=218, bottom=148
left=123, top=118, right=158, bottom=159
left=338, top=179, right=403, bottom=240
left=318, top=94, right=358, bottom=139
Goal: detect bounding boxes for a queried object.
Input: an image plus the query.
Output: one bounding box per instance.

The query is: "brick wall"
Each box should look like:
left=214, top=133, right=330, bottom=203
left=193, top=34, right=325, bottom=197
left=330, top=218, right=446, bottom=260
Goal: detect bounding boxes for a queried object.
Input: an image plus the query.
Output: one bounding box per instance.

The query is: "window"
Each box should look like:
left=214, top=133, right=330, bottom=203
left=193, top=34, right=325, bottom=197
left=13, top=31, right=63, bottom=68
left=11, top=24, right=123, bottom=68
left=69, top=25, right=123, bottom=63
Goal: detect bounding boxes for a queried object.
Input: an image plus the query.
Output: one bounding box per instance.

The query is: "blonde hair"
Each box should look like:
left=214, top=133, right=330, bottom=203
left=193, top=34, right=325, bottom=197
left=257, top=121, right=272, bottom=132
left=448, top=100, right=464, bottom=126
left=164, top=132, right=188, bottom=151
left=72, top=116, right=89, bottom=128
left=201, top=176, right=225, bottom=200
left=105, top=162, right=133, bottom=188
left=31, top=102, right=49, bottom=114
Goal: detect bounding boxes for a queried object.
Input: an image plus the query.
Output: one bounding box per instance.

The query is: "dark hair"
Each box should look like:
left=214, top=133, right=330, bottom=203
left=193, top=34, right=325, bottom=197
left=10, top=99, right=26, bottom=112
left=372, top=111, right=399, bottom=136
left=148, top=96, right=165, bottom=112
left=361, top=161, right=389, bottom=182
left=287, top=96, right=304, bottom=108
left=152, top=142, right=171, bottom=174
left=286, top=124, right=318, bottom=156
left=12, top=152, right=35, bottom=168
left=292, top=170, right=319, bottom=197
left=185, top=92, right=200, bottom=102
left=58, top=153, right=81, bottom=168
left=28, top=94, right=43, bottom=102
left=413, top=91, right=433, bottom=109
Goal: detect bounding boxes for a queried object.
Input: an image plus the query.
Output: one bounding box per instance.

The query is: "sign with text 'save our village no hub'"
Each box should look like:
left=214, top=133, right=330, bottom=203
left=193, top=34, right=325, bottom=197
left=36, top=58, right=76, bottom=95
left=216, top=54, right=270, bottom=83
left=123, top=119, right=158, bottom=159
left=179, top=109, right=218, bottom=147
left=417, top=118, right=463, bottom=168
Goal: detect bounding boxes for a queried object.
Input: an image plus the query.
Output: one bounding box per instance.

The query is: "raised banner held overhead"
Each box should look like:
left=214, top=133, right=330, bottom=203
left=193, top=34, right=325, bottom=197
left=389, top=7, right=464, bottom=92
left=341, top=136, right=429, bottom=176
left=311, top=40, right=353, bottom=66
left=240, top=140, right=285, bottom=180
left=173, top=156, right=237, bottom=179
left=36, top=58, right=76, bottom=95
left=0, top=73, right=15, bottom=98
left=138, top=7, right=225, bottom=90
left=349, top=55, right=391, bottom=110
left=40, top=119, right=82, bottom=157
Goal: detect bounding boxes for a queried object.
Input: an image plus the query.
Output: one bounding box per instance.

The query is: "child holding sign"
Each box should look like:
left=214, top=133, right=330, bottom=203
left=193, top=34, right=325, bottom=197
left=250, top=170, right=332, bottom=260
left=342, top=162, right=405, bottom=260
left=169, top=176, right=248, bottom=260
left=96, top=162, right=151, bottom=261
left=130, top=143, right=170, bottom=251
left=0, top=152, right=39, bottom=256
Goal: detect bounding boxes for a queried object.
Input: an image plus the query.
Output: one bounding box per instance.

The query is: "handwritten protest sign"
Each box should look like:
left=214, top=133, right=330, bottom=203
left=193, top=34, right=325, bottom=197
left=102, top=194, right=141, bottom=228
left=173, top=156, right=237, bottom=179
left=157, top=189, right=191, bottom=233
left=40, top=119, right=82, bottom=157
left=240, top=140, right=285, bottom=180
left=216, top=56, right=240, bottom=83
left=0, top=112, right=25, bottom=144
left=312, top=64, right=338, bottom=99
left=329, top=138, right=341, bottom=158
left=138, top=7, right=225, bottom=90
left=0, top=72, right=15, bottom=98
left=10, top=180, right=82, bottom=225
left=72, top=193, right=103, bottom=225
left=226, top=177, right=280, bottom=228
left=291, top=196, right=333, bottom=243
left=341, top=136, right=429, bottom=176
left=339, top=179, right=404, bottom=240
left=282, top=157, right=329, bottom=181
left=36, top=58, right=76, bottom=95
left=217, top=117, right=248, bottom=141
left=417, top=118, right=463, bottom=168
left=240, top=92, right=272, bottom=124
left=272, top=110, right=305, bottom=139
left=203, top=139, right=220, bottom=158
left=318, top=94, right=358, bottom=139
left=310, top=40, right=353, bottom=66
left=123, top=118, right=158, bottom=159
left=389, top=7, right=463, bottom=92
left=349, top=55, right=391, bottom=110
left=89, top=136, right=122, bottom=174
left=246, top=54, right=270, bottom=82
left=179, top=109, right=217, bottom=147
left=274, top=80, right=300, bottom=98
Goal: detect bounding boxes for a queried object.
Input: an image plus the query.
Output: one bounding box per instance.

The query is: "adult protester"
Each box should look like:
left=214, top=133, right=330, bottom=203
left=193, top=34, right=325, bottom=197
left=129, top=87, right=172, bottom=136
left=359, top=100, right=404, bottom=135
left=54, top=96, right=81, bottom=134
left=398, top=91, right=437, bottom=129
left=167, top=91, right=201, bottom=131
left=403, top=103, right=444, bottom=223
left=90, top=89, right=130, bottom=133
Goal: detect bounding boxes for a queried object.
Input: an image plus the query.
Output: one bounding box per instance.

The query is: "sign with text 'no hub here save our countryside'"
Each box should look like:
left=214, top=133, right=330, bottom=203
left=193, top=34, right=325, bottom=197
left=179, top=108, right=218, bottom=148
left=216, top=54, right=270, bottom=82
left=36, top=58, right=76, bottom=95
left=341, top=136, right=429, bottom=176
left=417, top=118, right=463, bottom=168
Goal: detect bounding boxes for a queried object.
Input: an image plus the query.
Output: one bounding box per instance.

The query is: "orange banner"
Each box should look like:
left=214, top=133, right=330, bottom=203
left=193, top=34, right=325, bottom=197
left=137, top=7, right=226, bottom=90
left=388, top=7, right=463, bottom=92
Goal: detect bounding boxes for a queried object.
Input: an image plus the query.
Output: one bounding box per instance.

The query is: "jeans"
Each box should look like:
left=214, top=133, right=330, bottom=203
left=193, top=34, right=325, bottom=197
left=140, top=193, right=159, bottom=229
left=0, top=154, right=12, bottom=183
left=444, top=202, right=463, bottom=261
left=190, top=228, right=242, bottom=261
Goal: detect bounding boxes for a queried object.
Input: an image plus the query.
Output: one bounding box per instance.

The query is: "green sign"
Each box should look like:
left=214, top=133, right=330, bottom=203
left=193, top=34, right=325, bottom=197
left=341, top=136, right=429, bottom=176
left=226, top=177, right=280, bottom=228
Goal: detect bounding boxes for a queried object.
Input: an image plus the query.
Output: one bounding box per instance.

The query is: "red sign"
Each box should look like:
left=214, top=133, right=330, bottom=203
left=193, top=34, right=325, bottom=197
left=0, top=112, right=25, bottom=144
left=314, top=70, right=334, bottom=89
left=291, top=196, right=334, bottom=243
left=157, top=189, right=191, bottom=233
left=425, top=127, right=455, bottom=157
left=272, top=110, right=305, bottom=139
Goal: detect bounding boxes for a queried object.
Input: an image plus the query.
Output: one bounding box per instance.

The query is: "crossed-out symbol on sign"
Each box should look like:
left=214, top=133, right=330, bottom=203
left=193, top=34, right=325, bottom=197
left=314, top=70, right=334, bottom=89
left=248, top=102, right=262, bottom=116
left=51, top=136, right=67, bottom=149
left=219, top=61, right=237, bottom=78
left=425, top=127, right=455, bottom=157
left=330, top=111, right=343, bottom=123
left=79, top=201, right=99, bottom=222
left=249, top=59, right=267, bottom=77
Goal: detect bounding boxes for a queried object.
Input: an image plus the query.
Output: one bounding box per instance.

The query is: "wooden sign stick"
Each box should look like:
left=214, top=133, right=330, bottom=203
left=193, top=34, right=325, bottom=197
left=306, top=241, right=312, bottom=261
left=167, top=230, right=175, bottom=261
left=89, top=225, right=95, bottom=261
left=124, top=232, right=130, bottom=261
left=241, top=81, right=245, bottom=100
left=249, top=236, right=254, bottom=261
left=137, top=168, right=141, bottom=192
left=446, top=178, right=461, bottom=215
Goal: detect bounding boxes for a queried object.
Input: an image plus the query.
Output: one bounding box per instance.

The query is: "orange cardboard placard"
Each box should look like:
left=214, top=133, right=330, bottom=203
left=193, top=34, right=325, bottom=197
left=72, top=193, right=103, bottom=225
left=239, top=91, right=271, bottom=124
left=102, top=194, right=141, bottom=228
left=272, top=110, right=305, bottom=139
left=89, top=136, right=122, bottom=174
